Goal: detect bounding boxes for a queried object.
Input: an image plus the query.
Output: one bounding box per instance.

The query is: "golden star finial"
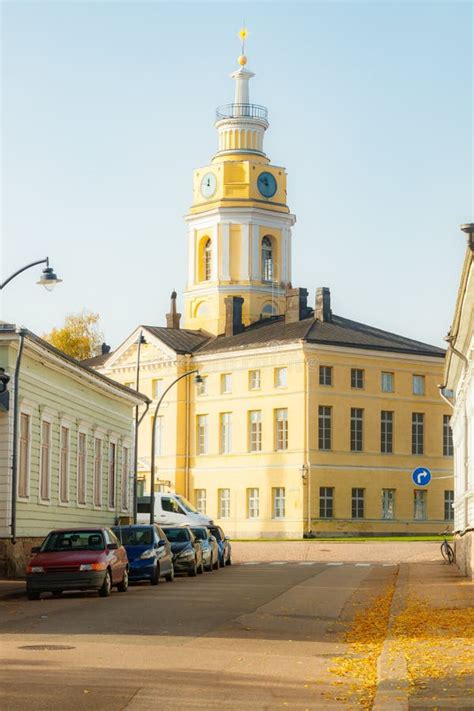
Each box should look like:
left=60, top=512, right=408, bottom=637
left=238, top=26, right=248, bottom=66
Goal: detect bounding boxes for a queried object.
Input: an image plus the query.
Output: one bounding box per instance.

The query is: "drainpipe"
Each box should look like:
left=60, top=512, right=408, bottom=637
left=11, top=329, right=26, bottom=544
left=438, top=384, right=454, bottom=410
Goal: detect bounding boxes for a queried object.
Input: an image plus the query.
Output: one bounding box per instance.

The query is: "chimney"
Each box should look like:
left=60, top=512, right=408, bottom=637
left=166, top=291, right=181, bottom=329
left=101, top=343, right=111, bottom=355
left=315, top=287, right=332, bottom=322
left=285, top=287, right=309, bottom=323
left=224, top=296, right=244, bottom=337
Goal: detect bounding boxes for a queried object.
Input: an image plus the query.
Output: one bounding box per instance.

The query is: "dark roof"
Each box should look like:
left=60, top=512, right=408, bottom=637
left=195, top=314, right=445, bottom=358
left=81, top=352, right=114, bottom=368
left=142, top=326, right=209, bottom=354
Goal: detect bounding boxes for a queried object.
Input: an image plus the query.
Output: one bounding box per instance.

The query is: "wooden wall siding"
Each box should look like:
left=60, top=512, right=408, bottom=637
left=0, top=342, right=135, bottom=540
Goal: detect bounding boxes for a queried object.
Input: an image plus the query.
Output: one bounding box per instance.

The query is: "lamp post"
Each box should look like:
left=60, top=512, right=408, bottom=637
left=0, top=257, right=62, bottom=291
left=133, top=330, right=147, bottom=524
left=149, top=369, right=203, bottom=524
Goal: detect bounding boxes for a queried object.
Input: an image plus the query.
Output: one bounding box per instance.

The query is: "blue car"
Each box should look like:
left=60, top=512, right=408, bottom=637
left=208, top=525, right=232, bottom=566
left=112, top=524, right=174, bottom=585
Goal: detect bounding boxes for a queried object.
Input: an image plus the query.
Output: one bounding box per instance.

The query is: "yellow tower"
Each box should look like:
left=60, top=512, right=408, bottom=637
left=183, top=32, right=296, bottom=335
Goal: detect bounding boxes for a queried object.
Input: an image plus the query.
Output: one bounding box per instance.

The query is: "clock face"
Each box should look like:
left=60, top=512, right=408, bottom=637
left=257, top=171, right=277, bottom=198
left=200, top=172, right=217, bottom=199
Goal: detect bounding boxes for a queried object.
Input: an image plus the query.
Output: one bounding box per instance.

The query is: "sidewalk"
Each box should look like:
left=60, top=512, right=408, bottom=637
left=375, top=560, right=474, bottom=710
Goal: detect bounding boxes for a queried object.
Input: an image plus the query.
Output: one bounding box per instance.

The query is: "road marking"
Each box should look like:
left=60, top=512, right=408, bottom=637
left=242, top=562, right=259, bottom=565
left=355, top=563, right=371, bottom=567
left=326, top=562, right=344, bottom=566
left=298, top=562, right=316, bottom=566
left=382, top=563, right=397, bottom=567
left=269, top=561, right=287, bottom=565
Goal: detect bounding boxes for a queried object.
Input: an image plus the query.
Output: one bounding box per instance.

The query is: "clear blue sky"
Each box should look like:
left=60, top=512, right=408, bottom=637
left=1, top=1, right=472, bottom=348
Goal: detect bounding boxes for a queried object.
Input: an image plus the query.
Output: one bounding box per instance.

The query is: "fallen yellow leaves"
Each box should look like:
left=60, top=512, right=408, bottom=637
left=328, top=582, right=395, bottom=709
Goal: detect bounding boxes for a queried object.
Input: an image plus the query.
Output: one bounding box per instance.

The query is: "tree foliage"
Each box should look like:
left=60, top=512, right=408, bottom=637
left=43, top=311, right=103, bottom=360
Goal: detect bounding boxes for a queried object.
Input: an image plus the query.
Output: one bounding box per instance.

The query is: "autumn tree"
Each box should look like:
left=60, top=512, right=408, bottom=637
left=43, top=311, right=104, bottom=360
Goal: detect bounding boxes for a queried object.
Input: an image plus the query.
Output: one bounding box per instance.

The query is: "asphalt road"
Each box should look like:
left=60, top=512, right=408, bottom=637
left=0, top=554, right=400, bottom=710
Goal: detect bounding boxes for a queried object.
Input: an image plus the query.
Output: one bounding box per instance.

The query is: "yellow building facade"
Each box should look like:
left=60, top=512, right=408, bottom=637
left=92, top=51, right=453, bottom=538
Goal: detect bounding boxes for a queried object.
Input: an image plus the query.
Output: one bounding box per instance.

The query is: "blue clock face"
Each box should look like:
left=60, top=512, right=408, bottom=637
left=257, top=172, right=277, bottom=198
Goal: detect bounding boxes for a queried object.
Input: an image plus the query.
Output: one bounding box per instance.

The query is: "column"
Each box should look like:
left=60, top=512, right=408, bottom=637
left=221, top=222, right=230, bottom=281
left=188, top=228, right=196, bottom=287
left=241, top=224, right=250, bottom=280
left=251, top=224, right=260, bottom=280
left=212, top=224, right=219, bottom=281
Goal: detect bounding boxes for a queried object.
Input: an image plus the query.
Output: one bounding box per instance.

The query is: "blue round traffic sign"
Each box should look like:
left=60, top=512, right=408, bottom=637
left=412, top=467, right=431, bottom=486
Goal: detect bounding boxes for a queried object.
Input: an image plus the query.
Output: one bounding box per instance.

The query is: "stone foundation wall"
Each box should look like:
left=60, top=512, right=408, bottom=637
left=0, top=537, right=43, bottom=578
left=454, top=531, right=474, bottom=580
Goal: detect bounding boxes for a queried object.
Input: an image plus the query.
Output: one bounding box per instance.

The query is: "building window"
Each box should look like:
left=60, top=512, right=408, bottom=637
left=77, top=432, right=87, bottom=505
left=93, top=438, right=102, bottom=507
left=275, top=408, right=288, bottom=450
left=121, top=446, right=129, bottom=510
left=381, top=372, right=394, bottom=393
left=414, top=490, right=427, bottom=520
left=195, top=489, right=207, bottom=514
left=204, top=239, right=212, bottom=281
left=413, top=375, right=425, bottom=396
left=444, top=490, right=454, bottom=521
left=275, top=367, right=287, bottom=388
left=318, top=406, right=332, bottom=450
left=352, top=488, right=364, bottom=519
left=220, top=413, right=232, bottom=454
left=40, top=420, right=51, bottom=502
left=272, top=487, right=285, bottom=519
left=319, top=366, right=332, bottom=386
left=443, top=415, right=453, bottom=456
left=219, top=488, right=231, bottom=518
left=249, top=369, right=261, bottom=390
left=221, top=373, right=232, bottom=394
left=153, top=379, right=164, bottom=399
left=319, top=487, right=334, bottom=518
left=197, top=375, right=208, bottom=396
left=412, top=413, right=424, bottom=455
left=155, top=416, right=164, bottom=456
left=382, top=489, right=395, bottom=519
left=351, top=369, right=364, bottom=389
left=262, top=236, right=273, bottom=282
left=18, top=413, right=30, bottom=498
left=350, top=408, right=363, bottom=452
left=197, top=415, right=208, bottom=455
left=108, top=442, right=116, bottom=509
left=137, top=479, right=145, bottom=498
left=247, top=488, right=260, bottom=518
left=381, top=411, right=393, bottom=454
left=59, top=425, right=70, bottom=504
left=249, top=410, right=262, bottom=452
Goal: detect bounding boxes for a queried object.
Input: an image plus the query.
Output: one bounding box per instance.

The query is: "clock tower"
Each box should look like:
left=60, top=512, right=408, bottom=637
left=182, top=40, right=296, bottom=335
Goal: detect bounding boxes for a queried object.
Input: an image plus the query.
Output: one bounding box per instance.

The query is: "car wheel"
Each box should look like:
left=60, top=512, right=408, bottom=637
left=165, top=565, right=174, bottom=583
left=226, top=555, right=232, bottom=566
left=117, top=568, right=129, bottom=593
left=99, top=570, right=112, bottom=597
left=213, top=556, right=219, bottom=571
left=188, top=561, right=197, bottom=577
left=27, top=591, right=40, bottom=601
left=150, top=565, right=160, bottom=586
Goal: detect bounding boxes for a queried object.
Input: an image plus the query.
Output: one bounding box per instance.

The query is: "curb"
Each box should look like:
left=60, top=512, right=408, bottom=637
left=372, top=563, right=409, bottom=711
left=0, top=581, right=26, bottom=601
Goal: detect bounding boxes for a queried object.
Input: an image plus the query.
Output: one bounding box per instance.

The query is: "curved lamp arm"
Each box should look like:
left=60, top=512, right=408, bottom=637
left=0, top=258, right=48, bottom=291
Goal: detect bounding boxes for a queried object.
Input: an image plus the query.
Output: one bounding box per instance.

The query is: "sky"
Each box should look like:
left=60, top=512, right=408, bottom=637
left=1, top=0, right=472, bottom=349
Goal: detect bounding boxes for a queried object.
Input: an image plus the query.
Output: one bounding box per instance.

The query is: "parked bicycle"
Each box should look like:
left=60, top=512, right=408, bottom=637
left=440, top=528, right=455, bottom=564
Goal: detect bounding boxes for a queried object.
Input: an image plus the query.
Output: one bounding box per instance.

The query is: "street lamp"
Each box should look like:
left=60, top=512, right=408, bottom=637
left=0, top=257, right=62, bottom=291
left=149, top=369, right=203, bottom=524
left=133, top=330, right=147, bottom=524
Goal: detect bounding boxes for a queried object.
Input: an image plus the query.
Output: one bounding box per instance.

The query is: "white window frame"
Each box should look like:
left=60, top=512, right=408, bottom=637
left=274, top=367, right=287, bottom=388
left=108, top=437, right=118, bottom=511
left=39, top=412, right=54, bottom=505
left=221, top=373, right=232, bottom=394
left=195, top=488, right=207, bottom=514
left=247, top=488, right=260, bottom=518
left=249, top=410, right=262, bottom=452
left=220, top=412, right=232, bottom=454
left=59, top=419, right=72, bottom=506
left=219, top=488, right=231, bottom=518
left=381, top=372, right=394, bottom=393
left=121, top=443, right=131, bottom=511
left=412, top=374, right=425, bottom=396
left=414, top=490, right=427, bottom=520
left=153, top=379, right=164, bottom=399
left=382, top=488, right=395, bottom=520
left=249, top=369, right=261, bottom=390
left=275, top=408, right=288, bottom=451
left=93, top=432, right=104, bottom=509
left=272, top=487, right=285, bottom=519
left=77, top=426, right=88, bottom=507
left=197, top=415, right=209, bottom=455
left=197, top=375, right=208, bottom=396
left=17, top=404, right=33, bottom=500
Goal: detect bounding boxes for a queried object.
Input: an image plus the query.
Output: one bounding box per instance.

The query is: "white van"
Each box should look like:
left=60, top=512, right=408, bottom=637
left=137, top=493, right=213, bottom=526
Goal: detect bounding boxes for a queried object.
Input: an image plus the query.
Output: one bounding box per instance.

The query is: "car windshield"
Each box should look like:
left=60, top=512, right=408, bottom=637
left=191, top=528, right=207, bottom=540
left=175, top=495, right=199, bottom=514
left=209, top=527, right=222, bottom=541
left=163, top=528, right=191, bottom=542
left=41, top=530, right=105, bottom=552
left=113, top=527, right=153, bottom=546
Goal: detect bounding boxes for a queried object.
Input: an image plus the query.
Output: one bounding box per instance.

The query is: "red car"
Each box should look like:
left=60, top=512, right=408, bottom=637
left=26, top=527, right=129, bottom=600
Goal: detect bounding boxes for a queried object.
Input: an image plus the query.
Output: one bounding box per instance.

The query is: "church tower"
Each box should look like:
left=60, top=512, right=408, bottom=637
left=182, top=33, right=296, bottom=335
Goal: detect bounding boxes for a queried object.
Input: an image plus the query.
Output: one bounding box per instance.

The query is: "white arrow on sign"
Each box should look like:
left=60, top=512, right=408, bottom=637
left=416, top=470, right=430, bottom=484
